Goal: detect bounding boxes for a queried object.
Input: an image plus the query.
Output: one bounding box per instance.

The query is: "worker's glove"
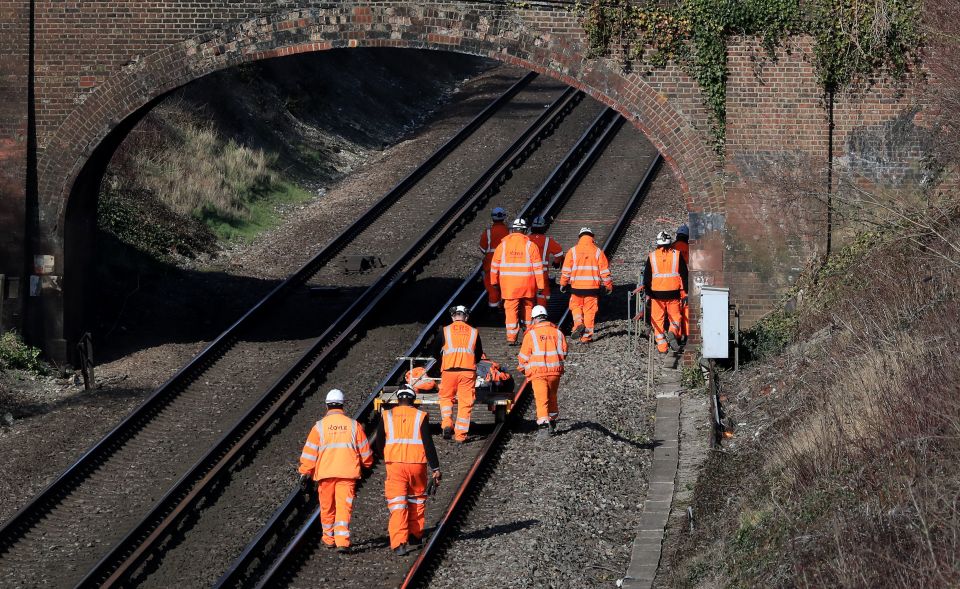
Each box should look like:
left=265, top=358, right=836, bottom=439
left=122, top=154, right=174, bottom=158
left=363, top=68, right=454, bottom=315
left=298, top=473, right=311, bottom=489
left=537, top=289, right=544, bottom=297
left=559, top=284, right=568, bottom=294
left=604, top=285, right=613, bottom=295
left=681, top=296, right=688, bottom=305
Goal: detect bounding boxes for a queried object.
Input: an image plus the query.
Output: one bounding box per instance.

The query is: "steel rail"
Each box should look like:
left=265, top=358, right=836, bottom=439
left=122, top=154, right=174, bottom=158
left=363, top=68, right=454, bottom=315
left=400, top=152, right=664, bottom=589
left=0, top=72, right=537, bottom=558
left=238, top=108, right=624, bottom=589
left=76, top=86, right=584, bottom=588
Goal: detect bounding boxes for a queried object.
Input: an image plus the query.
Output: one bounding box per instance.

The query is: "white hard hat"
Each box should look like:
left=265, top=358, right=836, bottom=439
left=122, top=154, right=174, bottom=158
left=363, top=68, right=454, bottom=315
left=532, top=305, right=548, bottom=319
left=511, top=218, right=528, bottom=231
left=396, top=385, right=417, bottom=400
left=325, top=389, right=345, bottom=405
left=578, top=227, right=594, bottom=237
left=492, top=207, right=507, bottom=221
left=655, top=231, right=673, bottom=246
left=450, top=304, right=469, bottom=318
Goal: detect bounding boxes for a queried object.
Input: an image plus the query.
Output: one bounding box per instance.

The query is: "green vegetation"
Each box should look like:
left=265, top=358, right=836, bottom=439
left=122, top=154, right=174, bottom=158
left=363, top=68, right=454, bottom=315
left=576, top=0, right=924, bottom=150
left=100, top=113, right=317, bottom=256
left=199, top=179, right=314, bottom=242
left=0, top=331, right=47, bottom=375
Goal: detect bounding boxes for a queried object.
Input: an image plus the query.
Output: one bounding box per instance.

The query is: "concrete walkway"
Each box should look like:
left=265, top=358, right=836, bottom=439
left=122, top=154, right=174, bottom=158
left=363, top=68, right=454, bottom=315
left=621, top=363, right=683, bottom=589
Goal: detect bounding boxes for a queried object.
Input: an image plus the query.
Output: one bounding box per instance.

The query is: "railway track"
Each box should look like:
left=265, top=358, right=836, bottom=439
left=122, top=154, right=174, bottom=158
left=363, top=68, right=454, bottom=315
left=233, top=123, right=663, bottom=589
left=0, top=71, right=579, bottom=587
left=81, top=97, right=615, bottom=588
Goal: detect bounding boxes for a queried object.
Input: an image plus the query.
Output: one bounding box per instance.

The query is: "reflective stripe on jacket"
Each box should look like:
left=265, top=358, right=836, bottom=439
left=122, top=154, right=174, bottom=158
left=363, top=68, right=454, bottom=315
left=528, top=234, right=563, bottom=268
left=560, top=235, right=612, bottom=291
left=383, top=405, right=428, bottom=464
left=490, top=233, right=545, bottom=299
left=442, top=320, right=478, bottom=371
left=298, top=409, right=373, bottom=480
left=517, top=321, right=567, bottom=377
left=649, top=248, right=682, bottom=292
left=479, top=223, right=509, bottom=269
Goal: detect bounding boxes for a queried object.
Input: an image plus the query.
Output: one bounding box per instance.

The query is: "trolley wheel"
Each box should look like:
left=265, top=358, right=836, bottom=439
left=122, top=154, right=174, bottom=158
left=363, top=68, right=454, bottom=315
left=494, top=405, right=507, bottom=424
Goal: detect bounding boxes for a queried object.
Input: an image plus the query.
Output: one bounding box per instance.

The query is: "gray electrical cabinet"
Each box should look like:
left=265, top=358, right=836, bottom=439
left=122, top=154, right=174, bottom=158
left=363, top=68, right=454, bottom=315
left=700, top=286, right=729, bottom=359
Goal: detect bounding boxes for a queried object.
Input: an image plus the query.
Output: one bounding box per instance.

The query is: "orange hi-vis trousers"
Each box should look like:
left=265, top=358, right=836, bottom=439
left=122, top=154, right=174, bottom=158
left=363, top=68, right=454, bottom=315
left=535, top=278, right=552, bottom=307
left=440, top=370, right=476, bottom=441
left=384, top=463, right=428, bottom=549
left=650, top=298, right=682, bottom=353
left=503, top=298, right=534, bottom=342
left=318, top=478, right=357, bottom=548
left=531, top=374, right=560, bottom=425
left=568, top=294, right=599, bottom=340
left=482, top=268, right=501, bottom=307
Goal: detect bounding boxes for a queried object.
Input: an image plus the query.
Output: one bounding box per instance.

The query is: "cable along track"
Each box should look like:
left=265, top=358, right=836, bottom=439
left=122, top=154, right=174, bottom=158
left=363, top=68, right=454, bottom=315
left=0, top=72, right=557, bottom=587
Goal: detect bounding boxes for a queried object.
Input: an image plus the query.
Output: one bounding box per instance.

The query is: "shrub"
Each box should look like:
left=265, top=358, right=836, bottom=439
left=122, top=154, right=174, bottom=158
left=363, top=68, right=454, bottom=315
left=0, top=331, right=47, bottom=374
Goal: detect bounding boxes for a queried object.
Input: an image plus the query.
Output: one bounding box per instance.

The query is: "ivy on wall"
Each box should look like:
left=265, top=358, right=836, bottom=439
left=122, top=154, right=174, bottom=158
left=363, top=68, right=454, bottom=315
left=576, top=0, right=924, bottom=151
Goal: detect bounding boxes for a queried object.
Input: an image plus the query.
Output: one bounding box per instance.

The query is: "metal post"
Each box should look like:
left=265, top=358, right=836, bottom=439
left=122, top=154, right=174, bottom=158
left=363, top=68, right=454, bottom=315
left=77, top=332, right=95, bottom=390
left=734, top=307, right=741, bottom=372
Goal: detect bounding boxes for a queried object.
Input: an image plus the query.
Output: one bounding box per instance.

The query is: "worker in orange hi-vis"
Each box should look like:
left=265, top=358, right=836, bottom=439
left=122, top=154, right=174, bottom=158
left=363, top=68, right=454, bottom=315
left=644, top=230, right=689, bottom=359
left=528, top=216, right=564, bottom=308
left=489, top=218, right=545, bottom=346
left=297, top=389, right=373, bottom=553
left=373, top=385, right=441, bottom=556
left=517, top=305, right=568, bottom=439
left=559, top=227, right=613, bottom=343
left=672, top=223, right=690, bottom=340
left=479, top=207, right=510, bottom=308
left=434, top=305, right=484, bottom=442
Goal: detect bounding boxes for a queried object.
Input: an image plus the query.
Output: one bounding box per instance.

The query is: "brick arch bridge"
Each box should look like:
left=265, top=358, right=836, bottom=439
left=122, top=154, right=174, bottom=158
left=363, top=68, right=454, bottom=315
left=0, top=2, right=924, bottom=363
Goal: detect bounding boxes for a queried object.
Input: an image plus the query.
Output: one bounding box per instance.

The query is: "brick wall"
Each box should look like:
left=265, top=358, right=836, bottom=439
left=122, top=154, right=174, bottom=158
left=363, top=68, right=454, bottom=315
left=0, top=0, right=30, bottom=330
left=0, top=2, right=929, bottom=360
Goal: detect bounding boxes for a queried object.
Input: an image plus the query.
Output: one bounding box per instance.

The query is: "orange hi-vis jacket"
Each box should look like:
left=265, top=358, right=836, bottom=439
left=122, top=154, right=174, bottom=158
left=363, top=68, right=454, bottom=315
left=479, top=222, right=509, bottom=269
left=441, top=320, right=478, bottom=371
left=649, top=248, right=682, bottom=292
left=299, top=409, right=373, bottom=481
left=673, top=239, right=689, bottom=265
left=560, top=235, right=613, bottom=293
left=517, top=321, right=568, bottom=377
left=490, top=233, right=545, bottom=299
left=382, top=405, right=428, bottom=464
left=528, top=234, right=563, bottom=269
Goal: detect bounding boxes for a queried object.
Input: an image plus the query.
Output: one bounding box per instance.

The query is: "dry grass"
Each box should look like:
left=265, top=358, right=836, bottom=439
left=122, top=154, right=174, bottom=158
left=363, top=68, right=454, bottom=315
left=124, top=111, right=277, bottom=221
left=668, top=220, right=960, bottom=588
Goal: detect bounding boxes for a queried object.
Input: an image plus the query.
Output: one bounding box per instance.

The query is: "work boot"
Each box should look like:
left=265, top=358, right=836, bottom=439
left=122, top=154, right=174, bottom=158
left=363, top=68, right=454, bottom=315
left=549, top=421, right=558, bottom=435
left=393, top=543, right=410, bottom=556
left=579, top=336, right=592, bottom=344
left=442, top=427, right=453, bottom=440
left=537, top=423, right=551, bottom=439
left=336, top=546, right=350, bottom=554
left=323, top=541, right=337, bottom=550
left=571, top=324, right=584, bottom=339
left=508, top=339, right=519, bottom=347
left=408, top=534, right=422, bottom=546
left=666, top=332, right=680, bottom=352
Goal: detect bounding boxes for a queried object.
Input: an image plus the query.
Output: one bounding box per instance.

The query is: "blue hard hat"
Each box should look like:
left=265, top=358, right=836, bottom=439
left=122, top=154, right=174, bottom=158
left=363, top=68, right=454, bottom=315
left=492, top=207, right=507, bottom=221
left=676, top=224, right=689, bottom=237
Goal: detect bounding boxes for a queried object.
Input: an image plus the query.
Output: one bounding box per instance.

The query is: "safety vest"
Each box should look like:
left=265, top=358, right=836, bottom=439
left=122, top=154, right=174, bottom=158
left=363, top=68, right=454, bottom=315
left=528, top=234, right=563, bottom=268
left=560, top=236, right=612, bottom=290
left=479, top=223, right=509, bottom=269
left=649, top=248, right=682, bottom=292
left=517, top=321, right=567, bottom=376
left=490, top=233, right=544, bottom=299
left=383, top=405, right=427, bottom=464
left=441, top=320, right=478, bottom=371
left=405, top=366, right=436, bottom=392
left=673, top=240, right=689, bottom=265
left=300, top=409, right=372, bottom=480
